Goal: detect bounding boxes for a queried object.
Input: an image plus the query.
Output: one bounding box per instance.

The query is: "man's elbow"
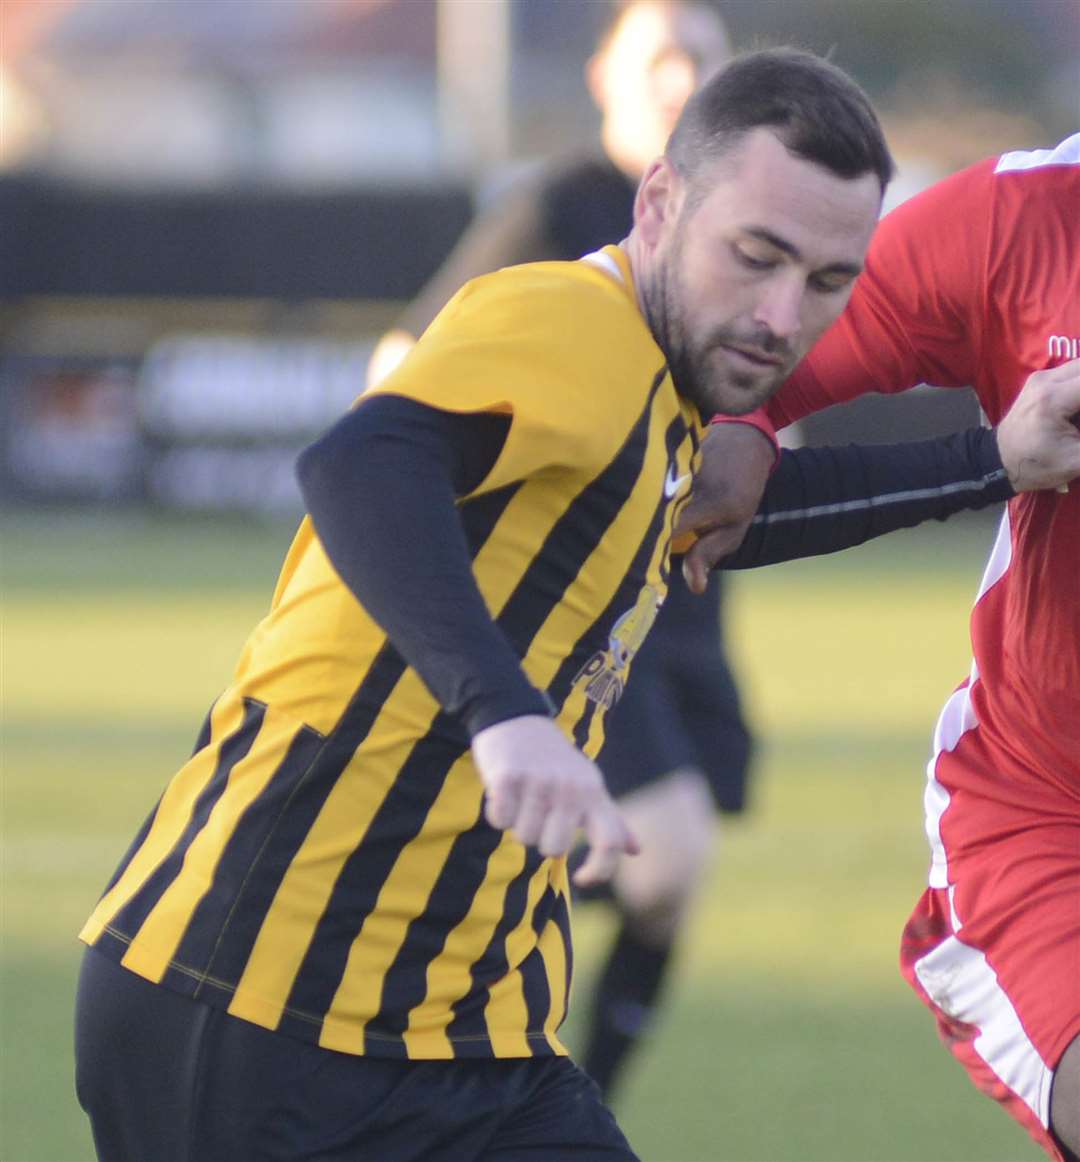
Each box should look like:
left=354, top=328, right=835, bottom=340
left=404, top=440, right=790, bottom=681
left=296, top=430, right=337, bottom=514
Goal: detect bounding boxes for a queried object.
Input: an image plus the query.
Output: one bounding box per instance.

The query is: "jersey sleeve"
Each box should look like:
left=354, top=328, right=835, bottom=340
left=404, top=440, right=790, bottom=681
left=767, top=158, right=996, bottom=429
left=370, top=264, right=653, bottom=494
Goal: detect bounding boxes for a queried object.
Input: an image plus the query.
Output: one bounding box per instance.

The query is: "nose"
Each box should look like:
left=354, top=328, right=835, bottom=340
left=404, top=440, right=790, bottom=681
left=753, top=273, right=804, bottom=342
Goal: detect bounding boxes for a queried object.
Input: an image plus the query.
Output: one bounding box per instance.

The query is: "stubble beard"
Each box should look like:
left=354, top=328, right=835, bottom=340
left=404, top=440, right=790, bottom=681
left=642, top=245, right=792, bottom=418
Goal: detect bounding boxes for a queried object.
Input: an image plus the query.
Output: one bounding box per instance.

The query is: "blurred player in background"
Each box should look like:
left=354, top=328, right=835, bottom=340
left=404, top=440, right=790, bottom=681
left=369, top=0, right=750, bottom=1102
left=74, top=49, right=893, bottom=1161
left=680, top=132, right=1080, bottom=1162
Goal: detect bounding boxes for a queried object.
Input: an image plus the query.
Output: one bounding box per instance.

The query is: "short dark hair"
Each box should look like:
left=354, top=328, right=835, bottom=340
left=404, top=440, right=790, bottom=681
left=665, top=47, right=895, bottom=197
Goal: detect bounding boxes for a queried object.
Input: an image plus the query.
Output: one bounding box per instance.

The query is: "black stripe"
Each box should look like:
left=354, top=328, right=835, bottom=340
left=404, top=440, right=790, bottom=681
left=551, top=889, right=572, bottom=1031
left=442, top=848, right=545, bottom=1048
left=519, top=884, right=559, bottom=1052
left=363, top=802, right=503, bottom=1044
left=190, top=702, right=215, bottom=756
left=492, top=367, right=669, bottom=659
left=273, top=713, right=470, bottom=1045
left=99, top=698, right=217, bottom=902
left=166, top=723, right=325, bottom=996
left=107, top=698, right=266, bottom=939
left=163, top=641, right=410, bottom=999
left=548, top=412, right=691, bottom=724
left=99, top=794, right=163, bottom=899
left=459, top=482, right=521, bottom=555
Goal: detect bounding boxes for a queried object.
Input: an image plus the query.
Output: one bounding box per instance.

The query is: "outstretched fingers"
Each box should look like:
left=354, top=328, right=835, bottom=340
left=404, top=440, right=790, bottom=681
left=572, top=799, right=639, bottom=888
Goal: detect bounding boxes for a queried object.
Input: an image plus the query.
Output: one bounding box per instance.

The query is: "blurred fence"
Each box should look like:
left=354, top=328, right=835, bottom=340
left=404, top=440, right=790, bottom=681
left=1, top=176, right=471, bottom=512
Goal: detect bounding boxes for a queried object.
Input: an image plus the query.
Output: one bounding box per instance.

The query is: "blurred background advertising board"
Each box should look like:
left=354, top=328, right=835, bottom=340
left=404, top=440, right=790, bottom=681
left=0, top=179, right=471, bottom=510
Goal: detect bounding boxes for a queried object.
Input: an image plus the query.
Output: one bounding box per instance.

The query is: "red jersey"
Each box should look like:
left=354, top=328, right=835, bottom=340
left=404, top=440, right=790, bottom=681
left=771, top=134, right=1080, bottom=823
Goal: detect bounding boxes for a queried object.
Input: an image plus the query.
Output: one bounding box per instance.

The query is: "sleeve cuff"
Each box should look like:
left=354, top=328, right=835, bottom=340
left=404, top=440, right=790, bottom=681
left=709, top=408, right=781, bottom=469
left=463, top=684, right=557, bottom=739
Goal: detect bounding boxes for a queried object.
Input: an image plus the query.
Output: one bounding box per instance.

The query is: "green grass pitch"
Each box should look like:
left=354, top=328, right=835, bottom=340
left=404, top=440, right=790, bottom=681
left=1, top=508, right=1041, bottom=1161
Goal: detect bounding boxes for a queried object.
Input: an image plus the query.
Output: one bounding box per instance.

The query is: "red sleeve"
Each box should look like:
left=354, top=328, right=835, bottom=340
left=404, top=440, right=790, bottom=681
left=766, top=158, right=995, bottom=429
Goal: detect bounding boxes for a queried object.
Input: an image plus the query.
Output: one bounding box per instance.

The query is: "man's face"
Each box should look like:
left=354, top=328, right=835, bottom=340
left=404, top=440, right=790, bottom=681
left=636, top=128, right=882, bottom=416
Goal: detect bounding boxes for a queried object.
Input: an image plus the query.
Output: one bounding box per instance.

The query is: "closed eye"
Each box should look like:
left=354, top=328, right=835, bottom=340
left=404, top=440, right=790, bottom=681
left=809, top=271, right=857, bottom=294
left=732, top=242, right=778, bottom=271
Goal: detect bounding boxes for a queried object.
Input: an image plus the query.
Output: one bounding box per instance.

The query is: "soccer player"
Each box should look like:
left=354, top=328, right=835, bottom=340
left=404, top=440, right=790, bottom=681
left=369, top=0, right=750, bottom=1102
left=74, top=48, right=892, bottom=1162
left=680, top=132, right=1080, bottom=1162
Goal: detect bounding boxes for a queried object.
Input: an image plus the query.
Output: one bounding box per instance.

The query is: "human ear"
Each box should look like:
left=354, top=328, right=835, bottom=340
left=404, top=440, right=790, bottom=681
left=633, top=157, right=680, bottom=247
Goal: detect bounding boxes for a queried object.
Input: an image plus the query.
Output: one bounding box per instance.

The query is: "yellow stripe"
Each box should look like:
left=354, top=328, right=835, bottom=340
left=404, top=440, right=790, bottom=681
left=400, top=834, right=528, bottom=1059
left=226, top=669, right=437, bottom=1029
left=468, top=485, right=563, bottom=614
left=79, top=694, right=247, bottom=948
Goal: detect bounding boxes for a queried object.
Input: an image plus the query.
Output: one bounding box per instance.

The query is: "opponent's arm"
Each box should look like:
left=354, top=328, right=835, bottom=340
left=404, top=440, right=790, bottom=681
left=681, top=358, right=1080, bottom=580
left=720, top=358, right=1080, bottom=570
left=722, top=427, right=1011, bottom=569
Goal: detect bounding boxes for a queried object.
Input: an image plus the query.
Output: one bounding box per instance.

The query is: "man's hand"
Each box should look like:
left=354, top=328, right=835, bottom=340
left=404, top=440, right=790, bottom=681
left=471, top=715, right=639, bottom=886
left=996, top=358, right=1080, bottom=494
left=675, top=422, right=776, bottom=593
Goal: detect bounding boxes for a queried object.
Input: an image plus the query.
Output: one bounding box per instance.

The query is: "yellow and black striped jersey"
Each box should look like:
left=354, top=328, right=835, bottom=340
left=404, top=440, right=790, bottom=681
left=81, top=244, right=702, bottom=1060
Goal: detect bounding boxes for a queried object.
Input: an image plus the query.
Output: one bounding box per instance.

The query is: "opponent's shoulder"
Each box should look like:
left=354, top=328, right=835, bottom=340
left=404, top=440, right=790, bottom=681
left=993, top=133, right=1080, bottom=179
left=988, top=133, right=1080, bottom=232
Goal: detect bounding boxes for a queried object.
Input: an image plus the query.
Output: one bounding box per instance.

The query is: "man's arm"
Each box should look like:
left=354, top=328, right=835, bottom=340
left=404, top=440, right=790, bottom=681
left=682, top=359, right=1080, bottom=578
left=722, top=427, right=1011, bottom=569
left=297, top=396, right=636, bottom=882
left=297, top=397, right=541, bottom=735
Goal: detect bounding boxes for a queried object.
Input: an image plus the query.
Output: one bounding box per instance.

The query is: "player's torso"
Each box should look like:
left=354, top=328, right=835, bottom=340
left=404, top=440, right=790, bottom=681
left=965, top=144, right=1080, bottom=798
left=977, top=153, right=1080, bottom=424
left=81, top=255, right=702, bottom=1056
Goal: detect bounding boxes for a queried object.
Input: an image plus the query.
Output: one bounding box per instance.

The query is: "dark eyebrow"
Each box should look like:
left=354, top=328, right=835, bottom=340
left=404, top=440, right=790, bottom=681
left=741, top=227, right=864, bottom=278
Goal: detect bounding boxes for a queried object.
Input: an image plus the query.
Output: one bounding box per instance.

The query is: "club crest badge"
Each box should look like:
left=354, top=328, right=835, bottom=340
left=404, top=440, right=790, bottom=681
left=573, top=584, right=663, bottom=708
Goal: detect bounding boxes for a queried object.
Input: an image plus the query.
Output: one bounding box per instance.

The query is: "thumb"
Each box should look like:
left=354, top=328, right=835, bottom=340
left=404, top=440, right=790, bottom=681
left=681, top=523, right=750, bottom=592
left=681, top=542, right=711, bottom=595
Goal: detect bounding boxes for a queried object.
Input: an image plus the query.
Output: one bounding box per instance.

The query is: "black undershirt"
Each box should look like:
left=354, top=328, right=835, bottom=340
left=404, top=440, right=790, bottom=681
left=723, top=425, right=1012, bottom=568
left=297, top=397, right=1013, bottom=737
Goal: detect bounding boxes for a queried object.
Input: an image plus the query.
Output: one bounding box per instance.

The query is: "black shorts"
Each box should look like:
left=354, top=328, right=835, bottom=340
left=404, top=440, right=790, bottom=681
left=599, top=569, right=752, bottom=813
left=75, top=947, right=638, bottom=1162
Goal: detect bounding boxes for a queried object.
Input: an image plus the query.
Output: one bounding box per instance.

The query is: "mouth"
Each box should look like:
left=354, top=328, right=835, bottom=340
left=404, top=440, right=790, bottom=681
left=718, top=343, right=785, bottom=369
